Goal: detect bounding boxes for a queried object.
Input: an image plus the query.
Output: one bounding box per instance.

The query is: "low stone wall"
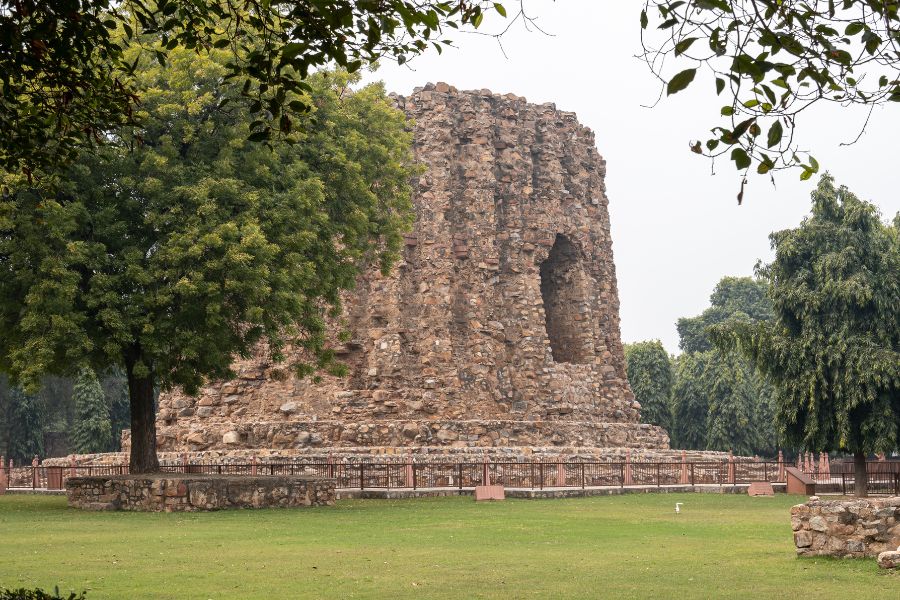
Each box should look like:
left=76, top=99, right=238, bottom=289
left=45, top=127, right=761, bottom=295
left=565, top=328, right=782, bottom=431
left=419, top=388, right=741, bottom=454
left=66, top=474, right=335, bottom=512
left=791, top=496, right=900, bottom=557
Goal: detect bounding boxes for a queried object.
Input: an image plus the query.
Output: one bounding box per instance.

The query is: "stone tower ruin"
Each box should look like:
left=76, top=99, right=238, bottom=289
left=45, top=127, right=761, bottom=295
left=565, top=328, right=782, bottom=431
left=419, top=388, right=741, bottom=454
left=154, top=83, right=669, bottom=456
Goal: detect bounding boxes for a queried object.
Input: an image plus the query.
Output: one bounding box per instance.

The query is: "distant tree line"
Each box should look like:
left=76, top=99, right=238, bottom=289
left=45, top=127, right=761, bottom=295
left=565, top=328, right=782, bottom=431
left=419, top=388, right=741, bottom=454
left=0, top=369, right=129, bottom=463
left=626, top=276, right=779, bottom=457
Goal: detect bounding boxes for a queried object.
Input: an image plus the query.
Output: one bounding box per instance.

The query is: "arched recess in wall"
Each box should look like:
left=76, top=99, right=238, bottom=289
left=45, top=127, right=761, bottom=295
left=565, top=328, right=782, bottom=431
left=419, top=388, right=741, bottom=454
left=539, top=234, right=594, bottom=364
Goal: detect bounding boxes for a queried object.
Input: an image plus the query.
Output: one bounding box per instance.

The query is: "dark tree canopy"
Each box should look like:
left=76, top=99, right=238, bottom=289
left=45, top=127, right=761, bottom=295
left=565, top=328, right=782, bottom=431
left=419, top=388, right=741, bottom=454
left=642, top=1, right=900, bottom=196
left=677, top=276, right=773, bottom=353
left=625, top=340, right=675, bottom=432
left=714, top=174, right=900, bottom=493
left=669, top=276, right=778, bottom=456
left=0, top=1, right=511, bottom=175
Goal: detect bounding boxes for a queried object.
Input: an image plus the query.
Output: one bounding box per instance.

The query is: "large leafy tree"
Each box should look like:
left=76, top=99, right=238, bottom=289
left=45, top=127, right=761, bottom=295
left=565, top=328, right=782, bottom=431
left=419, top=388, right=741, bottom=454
left=624, top=340, right=675, bottom=432
left=72, top=367, right=113, bottom=455
left=641, top=1, right=900, bottom=194
left=0, top=45, right=415, bottom=472
left=714, top=175, right=900, bottom=495
left=0, top=1, right=511, bottom=175
left=677, top=276, right=773, bottom=353
left=671, top=276, right=778, bottom=455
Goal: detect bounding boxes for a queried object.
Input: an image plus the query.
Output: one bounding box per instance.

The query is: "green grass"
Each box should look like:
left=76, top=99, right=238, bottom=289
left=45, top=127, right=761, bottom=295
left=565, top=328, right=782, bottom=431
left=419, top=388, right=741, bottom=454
left=0, top=493, right=894, bottom=599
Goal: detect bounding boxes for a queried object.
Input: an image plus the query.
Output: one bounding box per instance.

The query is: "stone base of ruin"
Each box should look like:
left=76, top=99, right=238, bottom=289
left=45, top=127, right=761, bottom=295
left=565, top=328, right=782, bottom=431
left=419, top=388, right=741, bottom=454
left=48, top=446, right=739, bottom=469
left=66, top=474, right=335, bottom=512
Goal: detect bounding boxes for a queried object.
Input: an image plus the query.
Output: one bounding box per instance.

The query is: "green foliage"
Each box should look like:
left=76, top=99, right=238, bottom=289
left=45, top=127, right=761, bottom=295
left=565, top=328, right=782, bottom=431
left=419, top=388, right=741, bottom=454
left=671, top=276, right=778, bottom=456
left=0, top=46, right=416, bottom=470
left=677, top=277, right=772, bottom=353
left=714, top=175, right=900, bottom=457
left=0, top=1, right=508, bottom=175
left=0, top=382, right=44, bottom=463
left=72, top=368, right=112, bottom=455
left=624, top=340, right=674, bottom=431
left=0, top=589, right=85, bottom=600
left=641, top=1, right=900, bottom=185
left=671, top=352, right=711, bottom=450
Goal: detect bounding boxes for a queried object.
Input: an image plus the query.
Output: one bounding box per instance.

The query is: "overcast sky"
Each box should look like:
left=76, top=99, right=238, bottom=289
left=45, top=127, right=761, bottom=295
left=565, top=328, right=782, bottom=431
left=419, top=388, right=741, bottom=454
left=363, top=1, right=899, bottom=353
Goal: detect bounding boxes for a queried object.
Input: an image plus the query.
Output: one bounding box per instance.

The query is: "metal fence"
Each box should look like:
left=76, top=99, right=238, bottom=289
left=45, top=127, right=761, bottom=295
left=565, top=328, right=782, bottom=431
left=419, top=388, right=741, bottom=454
left=2, top=458, right=896, bottom=495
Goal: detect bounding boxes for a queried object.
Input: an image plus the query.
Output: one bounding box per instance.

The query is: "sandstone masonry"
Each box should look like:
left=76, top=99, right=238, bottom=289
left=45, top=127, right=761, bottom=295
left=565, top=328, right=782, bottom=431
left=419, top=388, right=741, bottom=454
left=791, top=496, right=900, bottom=557
left=152, top=83, right=668, bottom=455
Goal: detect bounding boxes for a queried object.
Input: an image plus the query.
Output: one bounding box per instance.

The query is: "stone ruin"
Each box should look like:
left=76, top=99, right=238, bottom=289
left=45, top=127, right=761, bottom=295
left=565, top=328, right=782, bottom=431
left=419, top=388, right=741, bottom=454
left=151, top=83, right=671, bottom=459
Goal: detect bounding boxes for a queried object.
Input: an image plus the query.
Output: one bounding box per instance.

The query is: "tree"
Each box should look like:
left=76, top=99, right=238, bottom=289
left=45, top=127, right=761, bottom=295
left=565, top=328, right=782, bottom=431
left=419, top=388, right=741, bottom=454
left=624, top=340, right=675, bottom=431
left=0, top=381, right=44, bottom=463
left=677, top=276, right=773, bottom=353
left=0, top=45, right=415, bottom=473
left=641, top=1, right=900, bottom=194
left=714, top=175, right=900, bottom=495
left=0, top=1, right=513, bottom=175
left=702, top=351, right=757, bottom=456
left=672, top=276, right=778, bottom=455
left=671, top=352, right=711, bottom=450
left=72, top=368, right=112, bottom=455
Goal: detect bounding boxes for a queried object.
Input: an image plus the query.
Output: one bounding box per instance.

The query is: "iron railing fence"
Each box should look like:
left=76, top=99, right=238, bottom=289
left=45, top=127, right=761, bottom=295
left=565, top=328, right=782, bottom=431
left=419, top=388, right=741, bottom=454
left=3, top=459, right=896, bottom=495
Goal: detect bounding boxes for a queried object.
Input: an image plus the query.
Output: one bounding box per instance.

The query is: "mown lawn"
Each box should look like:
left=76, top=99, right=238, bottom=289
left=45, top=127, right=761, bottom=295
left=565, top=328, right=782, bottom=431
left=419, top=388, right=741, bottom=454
left=0, top=493, right=894, bottom=599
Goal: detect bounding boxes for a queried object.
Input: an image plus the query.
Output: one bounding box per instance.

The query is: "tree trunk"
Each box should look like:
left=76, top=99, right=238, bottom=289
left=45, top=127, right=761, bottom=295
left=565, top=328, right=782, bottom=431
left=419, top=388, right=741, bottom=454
left=125, top=352, right=159, bottom=474
left=853, top=449, right=868, bottom=498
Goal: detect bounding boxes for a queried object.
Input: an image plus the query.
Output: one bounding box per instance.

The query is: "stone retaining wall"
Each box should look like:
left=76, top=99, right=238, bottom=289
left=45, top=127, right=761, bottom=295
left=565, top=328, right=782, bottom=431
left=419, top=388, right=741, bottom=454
left=66, top=474, right=335, bottom=512
left=791, top=496, right=900, bottom=557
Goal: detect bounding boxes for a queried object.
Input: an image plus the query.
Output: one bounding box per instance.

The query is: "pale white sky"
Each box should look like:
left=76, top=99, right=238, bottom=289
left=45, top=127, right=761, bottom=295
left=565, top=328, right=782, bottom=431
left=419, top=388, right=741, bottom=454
left=364, top=1, right=899, bottom=353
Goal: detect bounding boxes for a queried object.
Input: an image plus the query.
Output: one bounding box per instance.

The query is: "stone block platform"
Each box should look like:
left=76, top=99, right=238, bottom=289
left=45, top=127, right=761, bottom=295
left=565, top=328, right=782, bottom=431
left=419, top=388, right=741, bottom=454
left=66, top=474, right=335, bottom=512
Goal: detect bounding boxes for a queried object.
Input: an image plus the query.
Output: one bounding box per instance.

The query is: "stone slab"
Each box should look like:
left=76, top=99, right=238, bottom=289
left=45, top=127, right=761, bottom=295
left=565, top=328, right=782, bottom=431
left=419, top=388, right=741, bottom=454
left=474, top=485, right=505, bottom=501
left=747, top=481, right=775, bottom=496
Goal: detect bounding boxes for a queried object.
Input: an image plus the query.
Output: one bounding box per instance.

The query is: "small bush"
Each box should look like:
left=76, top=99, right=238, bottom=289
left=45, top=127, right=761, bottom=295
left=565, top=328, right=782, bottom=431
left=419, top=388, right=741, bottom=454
left=0, top=589, right=86, bottom=600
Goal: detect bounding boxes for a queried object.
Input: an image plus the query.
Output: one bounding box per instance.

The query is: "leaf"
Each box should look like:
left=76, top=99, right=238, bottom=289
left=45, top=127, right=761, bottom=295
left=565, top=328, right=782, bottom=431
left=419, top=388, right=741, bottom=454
left=766, top=120, right=783, bottom=148
left=640, top=9, right=648, bottom=29
left=731, top=147, right=751, bottom=170
left=667, top=68, right=697, bottom=96
left=721, top=105, right=735, bottom=116
left=845, top=22, right=865, bottom=36
left=716, top=77, right=725, bottom=95
left=494, top=3, right=507, bottom=17
left=675, top=37, right=698, bottom=56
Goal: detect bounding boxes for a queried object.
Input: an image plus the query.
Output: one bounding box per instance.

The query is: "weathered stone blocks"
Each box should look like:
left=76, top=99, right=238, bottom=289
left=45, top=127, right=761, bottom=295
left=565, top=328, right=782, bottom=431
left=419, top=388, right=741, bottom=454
left=66, top=475, right=335, bottom=512
left=791, top=496, right=900, bottom=557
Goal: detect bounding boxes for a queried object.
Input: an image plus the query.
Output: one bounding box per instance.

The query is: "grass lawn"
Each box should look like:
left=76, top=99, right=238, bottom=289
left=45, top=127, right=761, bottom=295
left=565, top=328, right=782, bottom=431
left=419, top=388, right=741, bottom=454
left=0, top=493, right=895, bottom=599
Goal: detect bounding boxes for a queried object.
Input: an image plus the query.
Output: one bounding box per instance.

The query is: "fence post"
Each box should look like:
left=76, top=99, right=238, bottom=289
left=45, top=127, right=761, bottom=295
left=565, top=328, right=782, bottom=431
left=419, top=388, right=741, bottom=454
left=841, top=473, right=846, bottom=496
left=412, top=463, right=417, bottom=490
left=656, top=463, right=661, bottom=489
left=0, top=455, right=5, bottom=495
left=458, top=463, right=463, bottom=491
left=32, top=455, right=39, bottom=490
left=581, top=463, right=585, bottom=489
left=539, top=462, right=544, bottom=490
left=764, top=462, right=768, bottom=482
left=690, top=462, right=695, bottom=488
left=360, top=463, right=365, bottom=490
left=620, top=463, right=624, bottom=489
left=251, top=455, right=258, bottom=476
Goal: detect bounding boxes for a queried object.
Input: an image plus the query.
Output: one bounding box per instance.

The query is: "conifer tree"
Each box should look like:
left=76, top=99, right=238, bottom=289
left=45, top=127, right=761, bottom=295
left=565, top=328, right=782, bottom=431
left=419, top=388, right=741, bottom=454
left=72, top=368, right=112, bottom=455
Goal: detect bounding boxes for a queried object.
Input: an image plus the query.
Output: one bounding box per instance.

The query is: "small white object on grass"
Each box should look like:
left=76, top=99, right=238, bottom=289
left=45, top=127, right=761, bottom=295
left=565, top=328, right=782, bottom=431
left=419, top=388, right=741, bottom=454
left=675, top=502, right=683, bottom=514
